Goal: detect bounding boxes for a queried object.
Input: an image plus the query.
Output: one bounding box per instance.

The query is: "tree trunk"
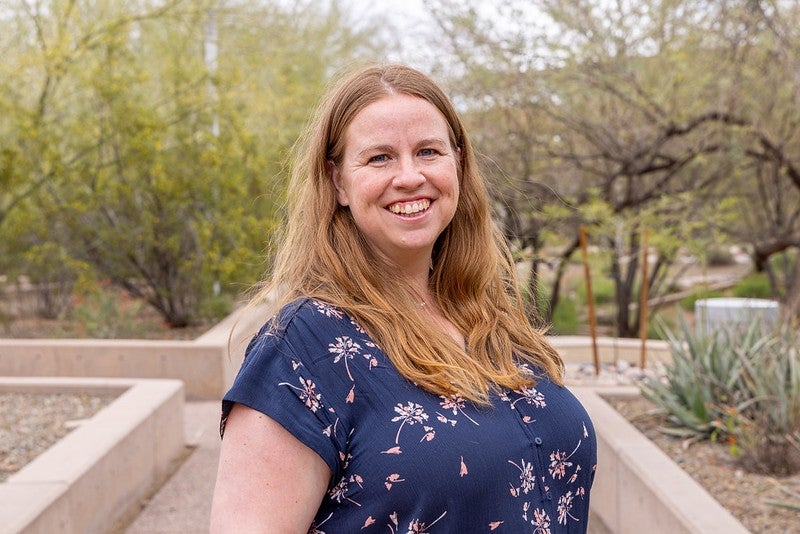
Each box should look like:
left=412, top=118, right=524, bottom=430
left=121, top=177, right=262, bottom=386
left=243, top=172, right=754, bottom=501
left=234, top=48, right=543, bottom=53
left=543, top=235, right=581, bottom=327
left=783, top=250, right=800, bottom=320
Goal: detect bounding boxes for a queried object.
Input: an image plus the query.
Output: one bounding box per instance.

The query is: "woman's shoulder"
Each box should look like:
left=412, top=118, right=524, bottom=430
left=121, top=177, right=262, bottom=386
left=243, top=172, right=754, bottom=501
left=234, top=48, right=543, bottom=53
left=257, top=298, right=350, bottom=336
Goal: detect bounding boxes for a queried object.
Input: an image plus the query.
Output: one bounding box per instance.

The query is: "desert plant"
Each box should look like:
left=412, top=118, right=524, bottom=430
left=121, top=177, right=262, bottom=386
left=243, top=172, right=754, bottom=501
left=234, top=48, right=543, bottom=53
left=678, top=288, right=726, bottom=312
left=642, top=313, right=800, bottom=475
left=71, top=285, right=145, bottom=339
left=731, top=273, right=773, bottom=299
left=733, top=322, right=800, bottom=475
left=639, top=314, right=768, bottom=442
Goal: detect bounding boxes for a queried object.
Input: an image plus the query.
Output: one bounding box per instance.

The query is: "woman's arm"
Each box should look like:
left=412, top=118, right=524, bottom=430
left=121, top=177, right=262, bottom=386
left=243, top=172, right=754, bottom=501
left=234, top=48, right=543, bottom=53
left=210, top=403, right=331, bottom=533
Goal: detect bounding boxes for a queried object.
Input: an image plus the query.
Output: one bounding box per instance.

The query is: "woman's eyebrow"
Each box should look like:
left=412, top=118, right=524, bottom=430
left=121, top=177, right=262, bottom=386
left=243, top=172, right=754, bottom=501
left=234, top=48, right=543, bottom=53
left=356, top=144, right=394, bottom=158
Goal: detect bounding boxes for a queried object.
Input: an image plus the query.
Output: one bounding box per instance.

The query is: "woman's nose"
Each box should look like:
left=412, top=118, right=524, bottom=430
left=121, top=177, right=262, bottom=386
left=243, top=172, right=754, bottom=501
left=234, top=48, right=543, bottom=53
left=393, top=156, right=426, bottom=188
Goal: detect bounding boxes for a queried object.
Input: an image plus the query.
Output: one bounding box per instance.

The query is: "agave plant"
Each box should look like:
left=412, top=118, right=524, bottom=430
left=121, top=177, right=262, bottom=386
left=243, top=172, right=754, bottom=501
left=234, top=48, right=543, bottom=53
left=733, top=321, right=800, bottom=475
left=639, top=312, right=769, bottom=443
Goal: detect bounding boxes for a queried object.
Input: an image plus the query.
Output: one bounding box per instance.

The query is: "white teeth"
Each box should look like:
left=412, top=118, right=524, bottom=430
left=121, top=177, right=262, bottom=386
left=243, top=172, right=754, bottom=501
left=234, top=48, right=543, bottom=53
left=390, top=200, right=430, bottom=215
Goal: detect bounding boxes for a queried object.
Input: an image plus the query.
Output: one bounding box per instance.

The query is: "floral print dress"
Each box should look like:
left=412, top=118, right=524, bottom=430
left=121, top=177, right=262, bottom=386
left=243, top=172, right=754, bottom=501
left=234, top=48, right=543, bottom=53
left=221, top=299, right=597, bottom=533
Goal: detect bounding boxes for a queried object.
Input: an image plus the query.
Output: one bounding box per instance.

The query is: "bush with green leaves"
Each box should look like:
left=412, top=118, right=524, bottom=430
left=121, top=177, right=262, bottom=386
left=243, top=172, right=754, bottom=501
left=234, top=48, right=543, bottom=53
left=640, top=313, right=800, bottom=475
left=640, top=314, right=759, bottom=442
left=71, top=285, right=145, bottom=339
left=733, top=322, right=800, bottom=475
left=678, top=288, right=726, bottom=312
left=731, top=273, right=773, bottom=299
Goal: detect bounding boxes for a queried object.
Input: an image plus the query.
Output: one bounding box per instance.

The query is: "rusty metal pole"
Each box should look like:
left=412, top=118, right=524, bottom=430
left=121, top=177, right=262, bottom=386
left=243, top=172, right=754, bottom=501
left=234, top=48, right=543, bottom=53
left=579, top=226, right=600, bottom=375
left=639, top=228, right=650, bottom=370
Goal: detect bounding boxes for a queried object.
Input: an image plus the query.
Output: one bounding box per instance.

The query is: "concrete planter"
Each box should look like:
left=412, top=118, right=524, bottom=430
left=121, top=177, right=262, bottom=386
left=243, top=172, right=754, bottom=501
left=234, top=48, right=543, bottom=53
left=573, top=386, right=749, bottom=534
left=0, top=377, right=186, bottom=534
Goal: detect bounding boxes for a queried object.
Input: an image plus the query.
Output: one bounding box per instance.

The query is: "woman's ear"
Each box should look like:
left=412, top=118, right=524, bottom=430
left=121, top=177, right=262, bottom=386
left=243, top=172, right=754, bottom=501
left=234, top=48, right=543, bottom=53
left=327, top=160, right=349, bottom=207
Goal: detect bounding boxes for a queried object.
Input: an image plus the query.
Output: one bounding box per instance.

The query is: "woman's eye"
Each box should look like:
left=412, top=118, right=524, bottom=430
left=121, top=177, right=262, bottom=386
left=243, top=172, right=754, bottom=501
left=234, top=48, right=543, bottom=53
left=419, top=148, right=439, bottom=157
left=369, top=154, right=389, bottom=164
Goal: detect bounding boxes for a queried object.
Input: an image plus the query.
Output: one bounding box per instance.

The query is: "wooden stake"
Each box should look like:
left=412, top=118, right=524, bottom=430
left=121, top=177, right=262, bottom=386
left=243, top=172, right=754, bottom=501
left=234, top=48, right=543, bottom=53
left=639, top=227, right=650, bottom=370
left=579, top=226, right=600, bottom=375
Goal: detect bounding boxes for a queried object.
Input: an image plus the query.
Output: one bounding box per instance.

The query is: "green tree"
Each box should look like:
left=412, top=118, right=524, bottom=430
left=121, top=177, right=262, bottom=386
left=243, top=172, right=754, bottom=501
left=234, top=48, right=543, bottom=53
left=1, top=0, right=385, bottom=327
left=427, top=0, right=800, bottom=333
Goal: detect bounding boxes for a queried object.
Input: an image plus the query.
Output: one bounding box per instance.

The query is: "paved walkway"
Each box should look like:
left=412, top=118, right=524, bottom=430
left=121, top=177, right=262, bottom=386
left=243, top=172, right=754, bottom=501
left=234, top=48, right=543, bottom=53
left=123, top=401, right=610, bottom=534
left=124, top=401, right=221, bottom=534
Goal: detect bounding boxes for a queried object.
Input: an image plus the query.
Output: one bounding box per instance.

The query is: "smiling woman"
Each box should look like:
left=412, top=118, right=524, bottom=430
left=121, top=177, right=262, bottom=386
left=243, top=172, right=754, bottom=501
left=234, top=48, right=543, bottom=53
left=210, top=64, right=597, bottom=533
left=329, top=93, right=460, bottom=273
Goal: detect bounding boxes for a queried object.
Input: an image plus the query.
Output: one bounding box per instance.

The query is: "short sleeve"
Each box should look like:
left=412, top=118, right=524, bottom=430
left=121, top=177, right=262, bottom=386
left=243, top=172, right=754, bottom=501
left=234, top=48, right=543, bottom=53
left=221, top=311, right=344, bottom=479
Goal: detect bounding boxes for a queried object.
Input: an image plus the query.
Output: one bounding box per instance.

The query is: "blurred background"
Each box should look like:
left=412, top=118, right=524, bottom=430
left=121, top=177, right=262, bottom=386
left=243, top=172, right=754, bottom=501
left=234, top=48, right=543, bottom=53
left=1, top=0, right=798, bottom=340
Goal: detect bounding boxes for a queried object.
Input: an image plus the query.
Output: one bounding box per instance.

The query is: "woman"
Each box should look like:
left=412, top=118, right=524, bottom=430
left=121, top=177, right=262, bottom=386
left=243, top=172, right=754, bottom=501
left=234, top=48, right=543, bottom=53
left=210, top=64, right=596, bottom=533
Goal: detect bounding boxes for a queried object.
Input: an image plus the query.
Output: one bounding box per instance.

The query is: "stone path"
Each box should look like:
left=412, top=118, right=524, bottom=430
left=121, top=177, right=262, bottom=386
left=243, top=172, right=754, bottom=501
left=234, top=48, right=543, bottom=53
left=123, top=402, right=220, bottom=534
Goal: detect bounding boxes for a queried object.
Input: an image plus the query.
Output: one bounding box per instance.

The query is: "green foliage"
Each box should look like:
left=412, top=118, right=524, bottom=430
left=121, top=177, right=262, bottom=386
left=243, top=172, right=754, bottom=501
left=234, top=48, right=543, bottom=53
left=71, top=285, right=146, bottom=339
left=733, top=323, right=800, bottom=475
left=732, top=273, right=773, bottom=299
left=678, top=288, right=727, bottom=312
left=0, top=0, right=386, bottom=328
left=576, top=274, right=615, bottom=306
left=549, top=297, right=581, bottom=335
left=640, top=314, right=760, bottom=442
left=641, top=314, right=800, bottom=475
left=198, top=293, right=234, bottom=323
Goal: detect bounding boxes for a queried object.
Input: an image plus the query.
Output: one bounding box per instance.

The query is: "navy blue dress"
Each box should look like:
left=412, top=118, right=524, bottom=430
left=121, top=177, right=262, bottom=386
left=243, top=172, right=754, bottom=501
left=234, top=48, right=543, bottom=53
left=222, top=299, right=597, bottom=533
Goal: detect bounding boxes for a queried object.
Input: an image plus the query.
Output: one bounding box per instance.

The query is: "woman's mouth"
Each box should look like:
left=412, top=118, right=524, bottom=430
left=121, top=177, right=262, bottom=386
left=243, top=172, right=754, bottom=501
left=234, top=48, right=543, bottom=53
left=388, top=199, right=431, bottom=216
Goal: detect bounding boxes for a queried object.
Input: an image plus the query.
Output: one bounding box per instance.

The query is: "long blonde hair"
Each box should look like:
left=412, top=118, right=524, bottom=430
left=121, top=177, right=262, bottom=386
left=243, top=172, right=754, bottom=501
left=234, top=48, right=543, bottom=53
left=249, top=64, right=563, bottom=404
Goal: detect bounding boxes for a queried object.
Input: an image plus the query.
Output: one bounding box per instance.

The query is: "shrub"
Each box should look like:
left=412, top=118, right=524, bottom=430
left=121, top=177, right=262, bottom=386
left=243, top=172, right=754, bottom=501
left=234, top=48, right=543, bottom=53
left=71, top=285, right=145, bottom=338
left=640, top=314, right=760, bottom=442
left=731, top=273, right=773, bottom=299
left=549, top=297, right=581, bottom=335
left=199, top=294, right=233, bottom=322
left=678, top=288, right=726, bottom=312
left=641, top=315, right=800, bottom=475
left=734, top=322, right=800, bottom=475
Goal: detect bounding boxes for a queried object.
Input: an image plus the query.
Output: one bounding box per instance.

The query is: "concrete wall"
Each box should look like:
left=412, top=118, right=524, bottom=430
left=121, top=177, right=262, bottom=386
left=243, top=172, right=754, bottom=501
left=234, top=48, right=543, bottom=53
left=550, top=336, right=671, bottom=366
left=0, top=305, right=269, bottom=400
left=0, top=377, right=186, bottom=534
left=1, top=307, right=673, bottom=400
left=573, top=387, right=749, bottom=534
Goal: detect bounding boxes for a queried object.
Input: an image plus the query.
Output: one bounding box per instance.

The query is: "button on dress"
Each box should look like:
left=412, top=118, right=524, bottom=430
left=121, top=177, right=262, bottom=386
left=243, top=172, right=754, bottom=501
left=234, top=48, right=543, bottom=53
left=222, top=299, right=597, bottom=533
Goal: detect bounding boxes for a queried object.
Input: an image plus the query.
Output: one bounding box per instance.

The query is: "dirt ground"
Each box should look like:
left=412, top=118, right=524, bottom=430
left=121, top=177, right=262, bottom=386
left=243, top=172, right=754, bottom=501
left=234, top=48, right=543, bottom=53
left=607, top=395, right=800, bottom=533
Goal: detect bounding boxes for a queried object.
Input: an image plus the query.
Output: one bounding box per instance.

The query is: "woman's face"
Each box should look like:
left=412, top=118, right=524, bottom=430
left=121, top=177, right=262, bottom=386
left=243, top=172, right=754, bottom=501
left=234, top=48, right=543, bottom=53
left=331, top=93, right=459, bottom=269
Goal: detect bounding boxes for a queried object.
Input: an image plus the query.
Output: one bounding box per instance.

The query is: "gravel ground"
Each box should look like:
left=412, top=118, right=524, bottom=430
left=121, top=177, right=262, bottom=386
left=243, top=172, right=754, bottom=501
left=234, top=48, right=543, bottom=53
left=606, top=395, right=800, bottom=533
left=568, top=361, right=800, bottom=533
left=0, top=392, right=115, bottom=481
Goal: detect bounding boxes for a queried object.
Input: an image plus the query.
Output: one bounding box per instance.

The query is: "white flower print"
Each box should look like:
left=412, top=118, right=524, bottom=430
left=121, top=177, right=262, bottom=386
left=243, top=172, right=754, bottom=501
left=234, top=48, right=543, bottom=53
left=557, top=491, right=578, bottom=525
left=549, top=439, right=583, bottom=481
left=328, top=336, right=362, bottom=381
left=314, top=301, right=344, bottom=318
left=350, top=317, right=367, bottom=333
left=507, top=386, right=546, bottom=409
left=328, top=473, right=363, bottom=506
left=516, top=362, right=537, bottom=376
left=531, top=508, right=552, bottom=534
left=508, top=458, right=536, bottom=497
left=277, top=376, right=322, bottom=412
left=549, top=450, right=572, bottom=480
left=387, top=511, right=448, bottom=534
left=522, top=502, right=552, bottom=533
left=438, top=393, right=479, bottom=426
left=391, top=402, right=429, bottom=444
